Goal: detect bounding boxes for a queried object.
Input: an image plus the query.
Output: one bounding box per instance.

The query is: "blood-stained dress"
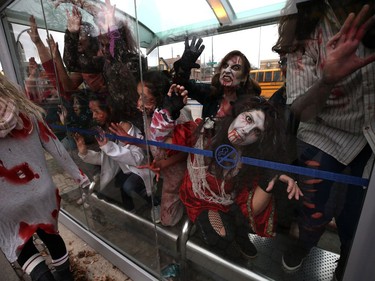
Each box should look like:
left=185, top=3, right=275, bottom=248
left=0, top=114, right=89, bottom=262
left=173, top=120, right=276, bottom=237
left=148, top=108, right=194, bottom=226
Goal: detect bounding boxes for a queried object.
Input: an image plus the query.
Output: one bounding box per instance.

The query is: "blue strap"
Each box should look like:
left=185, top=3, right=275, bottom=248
left=50, top=124, right=369, bottom=187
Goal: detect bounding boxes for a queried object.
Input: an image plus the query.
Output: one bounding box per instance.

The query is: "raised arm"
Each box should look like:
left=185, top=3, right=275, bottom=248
left=173, top=36, right=205, bottom=83
left=45, top=34, right=82, bottom=93
left=63, top=6, right=82, bottom=72
left=291, top=5, right=375, bottom=122
left=27, top=16, right=51, bottom=63
left=37, top=118, right=90, bottom=187
left=150, top=84, right=188, bottom=142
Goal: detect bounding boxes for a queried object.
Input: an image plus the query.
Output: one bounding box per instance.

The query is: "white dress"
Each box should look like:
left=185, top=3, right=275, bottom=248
left=0, top=114, right=89, bottom=262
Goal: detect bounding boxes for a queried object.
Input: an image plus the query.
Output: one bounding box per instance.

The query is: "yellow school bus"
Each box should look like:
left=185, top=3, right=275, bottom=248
left=250, top=68, right=284, bottom=99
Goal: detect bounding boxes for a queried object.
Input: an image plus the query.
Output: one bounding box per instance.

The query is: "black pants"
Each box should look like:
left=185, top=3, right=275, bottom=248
left=195, top=205, right=252, bottom=252
left=17, top=228, right=67, bottom=267
left=115, top=171, right=159, bottom=211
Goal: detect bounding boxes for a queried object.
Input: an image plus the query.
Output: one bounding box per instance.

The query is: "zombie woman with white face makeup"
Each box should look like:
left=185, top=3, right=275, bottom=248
left=150, top=95, right=302, bottom=261
left=173, top=39, right=261, bottom=119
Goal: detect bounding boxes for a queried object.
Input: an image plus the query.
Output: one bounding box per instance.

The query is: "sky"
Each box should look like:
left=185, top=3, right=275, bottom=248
left=10, top=0, right=281, bottom=72
left=14, top=22, right=279, bottom=71
left=147, top=24, right=280, bottom=68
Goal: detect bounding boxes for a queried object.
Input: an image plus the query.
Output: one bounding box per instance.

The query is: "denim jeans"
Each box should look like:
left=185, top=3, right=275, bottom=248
left=295, top=140, right=372, bottom=253
left=116, top=172, right=158, bottom=211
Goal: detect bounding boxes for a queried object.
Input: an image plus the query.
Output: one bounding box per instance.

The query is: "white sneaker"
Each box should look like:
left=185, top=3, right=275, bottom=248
left=77, top=193, right=89, bottom=207
left=76, top=197, right=84, bottom=205
left=151, top=205, right=161, bottom=224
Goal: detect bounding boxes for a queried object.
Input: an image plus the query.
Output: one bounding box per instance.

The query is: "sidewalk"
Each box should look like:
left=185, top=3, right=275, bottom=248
left=0, top=222, right=133, bottom=281
left=0, top=251, right=19, bottom=281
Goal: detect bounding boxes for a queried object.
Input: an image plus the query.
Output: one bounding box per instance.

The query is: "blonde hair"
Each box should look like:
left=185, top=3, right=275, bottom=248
left=0, top=73, right=45, bottom=121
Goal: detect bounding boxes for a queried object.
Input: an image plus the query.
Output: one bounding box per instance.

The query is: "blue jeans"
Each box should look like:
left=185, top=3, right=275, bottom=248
left=295, top=140, right=371, bottom=255
left=116, top=172, right=157, bottom=211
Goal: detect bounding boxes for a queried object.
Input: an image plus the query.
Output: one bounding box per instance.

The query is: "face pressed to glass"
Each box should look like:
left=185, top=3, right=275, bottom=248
left=89, top=100, right=108, bottom=126
left=137, top=83, right=156, bottom=116
left=219, top=55, right=245, bottom=87
left=72, top=97, right=81, bottom=116
left=228, top=109, right=265, bottom=146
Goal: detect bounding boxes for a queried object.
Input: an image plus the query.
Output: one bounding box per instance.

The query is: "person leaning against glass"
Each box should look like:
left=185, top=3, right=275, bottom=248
left=272, top=1, right=375, bottom=280
left=0, top=73, right=91, bottom=281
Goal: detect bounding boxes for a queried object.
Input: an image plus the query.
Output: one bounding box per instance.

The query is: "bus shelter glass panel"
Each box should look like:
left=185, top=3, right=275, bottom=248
left=2, top=0, right=161, bottom=278
left=1, top=0, right=373, bottom=281
left=140, top=2, right=374, bottom=281
left=3, top=0, right=93, bottom=230
left=43, top=0, right=161, bottom=277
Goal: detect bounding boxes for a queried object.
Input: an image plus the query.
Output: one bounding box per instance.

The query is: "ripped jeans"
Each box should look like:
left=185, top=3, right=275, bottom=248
left=295, top=140, right=371, bottom=254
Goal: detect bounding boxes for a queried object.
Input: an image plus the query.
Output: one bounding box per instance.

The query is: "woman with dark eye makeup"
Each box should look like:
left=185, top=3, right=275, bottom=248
left=148, top=94, right=303, bottom=261
left=173, top=42, right=261, bottom=120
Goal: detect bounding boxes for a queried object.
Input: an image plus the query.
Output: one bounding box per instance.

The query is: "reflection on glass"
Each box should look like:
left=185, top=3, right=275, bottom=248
left=271, top=1, right=375, bottom=281
left=2, top=0, right=373, bottom=280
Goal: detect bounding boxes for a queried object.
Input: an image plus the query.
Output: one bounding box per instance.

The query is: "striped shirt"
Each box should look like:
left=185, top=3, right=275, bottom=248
left=286, top=2, right=375, bottom=165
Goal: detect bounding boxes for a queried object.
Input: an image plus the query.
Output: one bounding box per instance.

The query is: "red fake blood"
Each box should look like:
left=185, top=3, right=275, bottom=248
left=10, top=114, right=33, bottom=139
left=54, top=188, right=62, bottom=218
left=0, top=160, right=39, bottom=184
left=37, top=121, right=57, bottom=142
left=17, top=221, right=56, bottom=251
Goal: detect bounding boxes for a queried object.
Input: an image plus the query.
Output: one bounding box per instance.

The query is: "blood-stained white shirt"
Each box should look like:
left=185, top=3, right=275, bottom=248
left=286, top=1, right=375, bottom=165
left=0, top=115, right=89, bottom=262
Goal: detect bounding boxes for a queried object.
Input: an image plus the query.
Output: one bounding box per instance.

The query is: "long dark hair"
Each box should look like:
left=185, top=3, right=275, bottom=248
left=203, top=96, right=286, bottom=180
left=88, top=93, right=111, bottom=126
left=141, top=70, right=171, bottom=110
left=80, top=21, right=100, bottom=56
left=212, top=50, right=251, bottom=87
left=88, top=93, right=134, bottom=127
left=272, top=0, right=327, bottom=54
left=209, top=50, right=261, bottom=100
left=272, top=0, right=374, bottom=54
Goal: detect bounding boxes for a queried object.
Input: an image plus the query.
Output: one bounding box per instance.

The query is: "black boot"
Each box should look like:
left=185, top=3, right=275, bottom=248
left=52, top=259, right=74, bottom=281
left=234, top=232, right=257, bottom=258
left=29, top=262, right=56, bottom=281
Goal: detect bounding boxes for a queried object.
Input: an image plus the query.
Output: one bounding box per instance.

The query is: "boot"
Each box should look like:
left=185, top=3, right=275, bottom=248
left=234, top=225, right=257, bottom=259
left=52, top=259, right=74, bottom=281
left=29, top=262, right=56, bottom=281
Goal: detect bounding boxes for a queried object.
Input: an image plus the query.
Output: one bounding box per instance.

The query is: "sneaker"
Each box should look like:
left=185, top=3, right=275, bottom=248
left=88, top=174, right=100, bottom=195
left=76, top=197, right=84, bottom=205
left=76, top=193, right=87, bottom=205
left=282, top=247, right=309, bottom=271
left=151, top=205, right=161, bottom=223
